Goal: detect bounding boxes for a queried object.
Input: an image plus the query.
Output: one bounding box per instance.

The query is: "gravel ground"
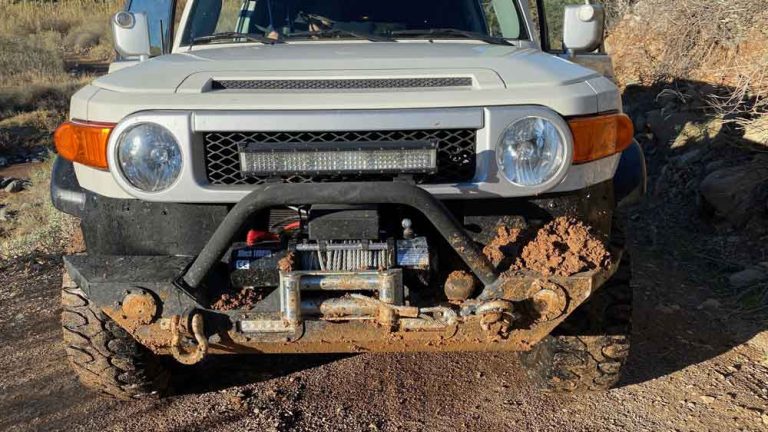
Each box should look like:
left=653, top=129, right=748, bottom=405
left=1, top=237, right=766, bottom=431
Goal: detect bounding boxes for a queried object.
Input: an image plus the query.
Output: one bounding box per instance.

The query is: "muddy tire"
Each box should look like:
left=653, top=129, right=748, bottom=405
left=520, top=251, right=632, bottom=392
left=61, top=273, right=170, bottom=400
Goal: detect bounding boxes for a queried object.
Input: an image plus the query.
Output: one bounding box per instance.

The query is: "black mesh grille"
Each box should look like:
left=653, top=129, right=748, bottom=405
left=204, top=129, right=477, bottom=185
left=211, top=77, right=473, bottom=91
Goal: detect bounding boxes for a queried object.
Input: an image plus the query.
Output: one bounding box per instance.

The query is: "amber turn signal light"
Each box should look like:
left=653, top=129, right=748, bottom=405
left=569, top=113, right=634, bottom=164
left=53, top=121, right=115, bottom=170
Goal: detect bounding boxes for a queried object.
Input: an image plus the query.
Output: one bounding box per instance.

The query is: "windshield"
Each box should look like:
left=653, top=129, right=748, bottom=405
left=181, top=0, right=527, bottom=45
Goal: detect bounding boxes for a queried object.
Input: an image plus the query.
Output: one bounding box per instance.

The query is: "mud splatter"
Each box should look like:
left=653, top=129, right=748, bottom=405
left=278, top=251, right=295, bottom=273
left=513, top=216, right=611, bottom=277
left=482, top=226, right=522, bottom=267
left=211, top=288, right=262, bottom=311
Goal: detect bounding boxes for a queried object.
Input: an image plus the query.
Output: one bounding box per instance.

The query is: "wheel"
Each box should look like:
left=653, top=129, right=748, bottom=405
left=520, top=239, right=632, bottom=392
left=61, top=272, right=170, bottom=399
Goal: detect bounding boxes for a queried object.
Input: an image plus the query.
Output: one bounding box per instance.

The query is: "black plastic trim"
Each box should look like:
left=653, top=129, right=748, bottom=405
left=50, top=157, right=87, bottom=218
left=613, top=140, right=647, bottom=207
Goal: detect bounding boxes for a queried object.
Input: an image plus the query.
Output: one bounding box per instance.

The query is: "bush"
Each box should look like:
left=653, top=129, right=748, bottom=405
left=606, top=0, right=768, bottom=132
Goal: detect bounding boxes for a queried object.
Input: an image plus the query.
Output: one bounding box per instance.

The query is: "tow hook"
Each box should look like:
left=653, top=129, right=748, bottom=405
left=170, top=312, right=208, bottom=365
left=475, top=300, right=517, bottom=333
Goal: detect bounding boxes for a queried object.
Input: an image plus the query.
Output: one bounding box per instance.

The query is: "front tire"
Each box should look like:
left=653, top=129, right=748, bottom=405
left=520, top=253, right=632, bottom=392
left=61, top=273, right=170, bottom=399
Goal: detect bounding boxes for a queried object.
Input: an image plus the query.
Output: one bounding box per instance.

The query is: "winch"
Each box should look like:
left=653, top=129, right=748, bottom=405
left=224, top=205, right=448, bottom=336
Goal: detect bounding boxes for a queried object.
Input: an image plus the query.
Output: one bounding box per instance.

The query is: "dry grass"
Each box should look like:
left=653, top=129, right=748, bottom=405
left=0, top=157, right=82, bottom=259
left=0, top=0, right=117, bottom=257
left=0, top=0, right=119, bottom=146
left=0, top=0, right=118, bottom=59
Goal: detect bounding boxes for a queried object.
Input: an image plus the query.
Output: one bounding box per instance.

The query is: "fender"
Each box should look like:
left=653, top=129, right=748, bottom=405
left=613, top=139, right=647, bottom=207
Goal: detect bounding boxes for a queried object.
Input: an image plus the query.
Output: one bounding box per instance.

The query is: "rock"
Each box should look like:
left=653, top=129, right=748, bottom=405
left=0, top=177, right=11, bottom=188
left=0, top=208, right=10, bottom=222
left=656, top=89, right=682, bottom=106
left=729, top=266, right=768, bottom=289
left=671, top=149, right=703, bottom=166
left=699, top=395, right=715, bottom=404
left=704, top=160, right=728, bottom=174
left=645, top=111, right=700, bottom=146
left=697, top=298, right=721, bottom=310
left=742, top=116, right=768, bottom=145
left=699, top=160, right=768, bottom=226
left=670, top=118, right=722, bottom=149
left=631, top=112, right=647, bottom=133
left=228, top=394, right=245, bottom=410
left=3, top=180, right=24, bottom=193
left=655, top=304, right=680, bottom=314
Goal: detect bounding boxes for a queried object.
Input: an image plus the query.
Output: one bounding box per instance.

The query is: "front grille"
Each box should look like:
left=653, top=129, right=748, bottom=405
left=204, top=129, right=476, bottom=185
left=211, top=77, right=473, bottom=91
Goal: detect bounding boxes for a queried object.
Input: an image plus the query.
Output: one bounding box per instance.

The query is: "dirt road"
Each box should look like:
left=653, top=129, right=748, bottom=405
left=1, top=232, right=766, bottom=431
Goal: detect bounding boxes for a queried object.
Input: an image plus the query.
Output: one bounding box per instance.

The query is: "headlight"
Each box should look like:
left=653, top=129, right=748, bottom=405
left=116, top=123, right=182, bottom=192
left=497, top=116, right=568, bottom=187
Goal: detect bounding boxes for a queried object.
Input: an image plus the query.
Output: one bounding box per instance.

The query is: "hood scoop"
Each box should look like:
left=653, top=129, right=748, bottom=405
left=209, top=77, right=474, bottom=91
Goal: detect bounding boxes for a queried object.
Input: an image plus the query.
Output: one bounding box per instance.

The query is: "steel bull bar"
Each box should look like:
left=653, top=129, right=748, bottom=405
left=64, top=181, right=622, bottom=359
left=181, top=182, right=501, bottom=295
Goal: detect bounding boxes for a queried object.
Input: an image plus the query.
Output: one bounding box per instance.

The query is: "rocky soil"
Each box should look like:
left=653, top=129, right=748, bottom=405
left=0, top=234, right=766, bottom=431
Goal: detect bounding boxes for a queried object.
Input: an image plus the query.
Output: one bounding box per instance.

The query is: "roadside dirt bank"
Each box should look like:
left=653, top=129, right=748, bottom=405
left=0, top=237, right=765, bottom=431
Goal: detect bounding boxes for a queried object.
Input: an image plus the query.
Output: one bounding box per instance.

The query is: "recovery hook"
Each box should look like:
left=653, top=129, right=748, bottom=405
left=170, top=313, right=208, bottom=365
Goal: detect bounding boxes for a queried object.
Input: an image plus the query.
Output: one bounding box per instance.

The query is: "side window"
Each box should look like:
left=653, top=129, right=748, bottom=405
left=174, top=0, right=189, bottom=39
left=215, top=0, right=246, bottom=33
left=482, top=0, right=524, bottom=39
left=127, top=0, right=175, bottom=55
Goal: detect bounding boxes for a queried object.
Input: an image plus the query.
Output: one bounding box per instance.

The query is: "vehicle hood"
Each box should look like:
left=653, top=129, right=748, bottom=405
left=93, top=42, right=601, bottom=93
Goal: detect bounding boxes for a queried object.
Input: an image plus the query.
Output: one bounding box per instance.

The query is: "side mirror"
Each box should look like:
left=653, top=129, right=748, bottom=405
left=112, top=11, right=151, bottom=61
left=562, top=4, right=605, bottom=54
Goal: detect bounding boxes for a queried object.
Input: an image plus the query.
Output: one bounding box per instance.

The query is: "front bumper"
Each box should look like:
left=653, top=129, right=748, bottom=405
left=62, top=179, right=623, bottom=356
left=64, top=253, right=620, bottom=354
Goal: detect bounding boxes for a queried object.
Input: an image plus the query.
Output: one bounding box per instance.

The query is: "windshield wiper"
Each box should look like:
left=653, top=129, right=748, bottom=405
left=287, top=29, right=394, bottom=42
left=390, top=28, right=512, bottom=46
left=192, top=31, right=283, bottom=46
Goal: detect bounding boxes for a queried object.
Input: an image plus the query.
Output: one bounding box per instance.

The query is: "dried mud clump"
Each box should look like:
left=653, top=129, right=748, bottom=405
left=483, top=226, right=522, bottom=267
left=212, top=287, right=262, bottom=311
left=515, top=217, right=611, bottom=277
left=277, top=251, right=295, bottom=273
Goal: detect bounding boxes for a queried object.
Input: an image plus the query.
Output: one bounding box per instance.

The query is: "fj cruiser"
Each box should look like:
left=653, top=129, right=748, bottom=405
left=52, top=0, right=646, bottom=399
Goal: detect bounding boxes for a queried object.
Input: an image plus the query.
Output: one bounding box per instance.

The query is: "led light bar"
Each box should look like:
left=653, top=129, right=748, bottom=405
left=238, top=140, right=437, bottom=175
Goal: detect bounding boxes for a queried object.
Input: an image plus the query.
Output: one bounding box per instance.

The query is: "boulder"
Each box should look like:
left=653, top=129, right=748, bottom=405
left=699, top=159, right=768, bottom=226
left=3, top=180, right=24, bottom=193
left=645, top=111, right=699, bottom=145
left=670, top=148, right=703, bottom=167
left=742, top=116, right=768, bottom=145
left=729, top=265, right=768, bottom=289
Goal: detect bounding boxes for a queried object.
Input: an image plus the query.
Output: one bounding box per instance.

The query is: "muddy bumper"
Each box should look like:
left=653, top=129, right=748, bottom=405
left=64, top=181, right=621, bottom=357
